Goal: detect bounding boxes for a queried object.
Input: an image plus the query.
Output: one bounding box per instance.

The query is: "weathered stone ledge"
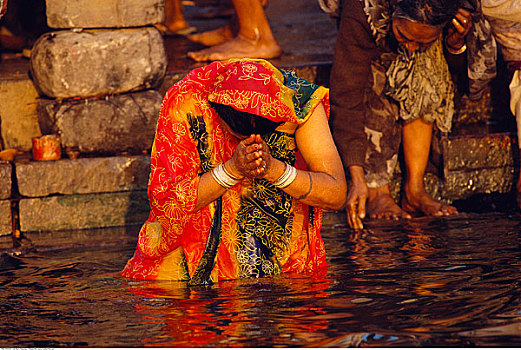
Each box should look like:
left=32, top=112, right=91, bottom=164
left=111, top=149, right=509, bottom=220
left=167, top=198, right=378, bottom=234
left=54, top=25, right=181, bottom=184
left=46, top=0, right=164, bottom=29
left=16, top=155, right=150, bottom=198
left=0, top=162, right=11, bottom=200
left=31, top=27, right=166, bottom=99
left=19, top=191, right=150, bottom=232
left=0, top=200, right=12, bottom=236
left=443, top=133, right=515, bottom=171
left=0, top=79, right=41, bottom=151
left=38, top=90, right=161, bottom=154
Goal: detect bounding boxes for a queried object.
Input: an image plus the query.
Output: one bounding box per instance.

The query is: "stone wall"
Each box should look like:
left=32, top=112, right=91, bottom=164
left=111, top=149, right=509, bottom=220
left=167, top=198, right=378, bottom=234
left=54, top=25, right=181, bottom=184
left=0, top=0, right=167, bottom=235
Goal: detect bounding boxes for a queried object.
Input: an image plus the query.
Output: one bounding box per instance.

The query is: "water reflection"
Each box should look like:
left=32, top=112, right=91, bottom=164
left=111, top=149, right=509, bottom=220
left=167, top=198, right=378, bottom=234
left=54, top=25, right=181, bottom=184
left=325, top=214, right=521, bottom=346
left=0, top=213, right=521, bottom=346
left=124, top=273, right=333, bottom=347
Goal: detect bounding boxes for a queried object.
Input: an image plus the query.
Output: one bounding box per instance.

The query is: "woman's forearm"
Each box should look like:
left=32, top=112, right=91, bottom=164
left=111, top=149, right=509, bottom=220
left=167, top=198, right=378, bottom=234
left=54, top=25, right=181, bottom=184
left=284, top=169, right=346, bottom=211
left=264, top=158, right=346, bottom=211
left=194, top=164, right=229, bottom=211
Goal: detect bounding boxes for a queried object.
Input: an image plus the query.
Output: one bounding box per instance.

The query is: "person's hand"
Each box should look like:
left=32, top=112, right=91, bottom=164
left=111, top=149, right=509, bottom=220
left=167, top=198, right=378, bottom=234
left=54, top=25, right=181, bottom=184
left=446, top=8, right=472, bottom=52
left=250, top=134, right=279, bottom=179
left=346, top=166, right=368, bottom=230
left=228, top=134, right=267, bottom=178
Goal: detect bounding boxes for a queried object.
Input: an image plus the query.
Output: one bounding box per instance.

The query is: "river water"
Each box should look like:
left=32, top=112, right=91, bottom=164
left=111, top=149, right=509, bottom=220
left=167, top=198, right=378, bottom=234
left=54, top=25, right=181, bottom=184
left=1, top=212, right=521, bottom=347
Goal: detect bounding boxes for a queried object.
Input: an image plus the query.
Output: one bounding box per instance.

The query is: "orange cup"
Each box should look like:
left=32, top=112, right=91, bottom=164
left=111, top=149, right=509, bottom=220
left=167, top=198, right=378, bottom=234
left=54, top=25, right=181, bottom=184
left=32, top=134, right=61, bottom=161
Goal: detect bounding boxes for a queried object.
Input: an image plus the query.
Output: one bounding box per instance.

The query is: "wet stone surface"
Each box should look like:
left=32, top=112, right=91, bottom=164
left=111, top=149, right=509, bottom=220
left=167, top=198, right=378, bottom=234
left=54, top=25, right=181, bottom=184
left=443, top=134, right=515, bottom=171
left=443, top=166, right=515, bottom=201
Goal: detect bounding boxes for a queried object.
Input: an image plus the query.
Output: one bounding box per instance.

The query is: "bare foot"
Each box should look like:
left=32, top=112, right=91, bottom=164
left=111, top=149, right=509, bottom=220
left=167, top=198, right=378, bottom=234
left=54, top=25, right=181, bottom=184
left=187, top=33, right=281, bottom=62
left=367, top=187, right=412, bottom=220
left=187, top=25, right=234, bottom=47
left=402, top=188, right=458, bottom=217
left=155, top=22, right=195, bottom=36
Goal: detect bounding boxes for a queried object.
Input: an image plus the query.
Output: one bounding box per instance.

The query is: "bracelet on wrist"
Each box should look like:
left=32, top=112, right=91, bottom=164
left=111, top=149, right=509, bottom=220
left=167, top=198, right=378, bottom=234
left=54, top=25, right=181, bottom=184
left=272, top=162, right=298, bottom=189
left=211, top=163, right=241, bottom=189
left=222, top=162, right=243, bottom=181
left=445, top=37, right=467, bottom=55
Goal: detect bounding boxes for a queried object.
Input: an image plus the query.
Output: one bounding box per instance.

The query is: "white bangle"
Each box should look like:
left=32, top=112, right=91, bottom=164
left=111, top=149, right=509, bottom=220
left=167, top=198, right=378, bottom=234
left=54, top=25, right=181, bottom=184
left=222, top=162, right=243, bottom=181
left=272, top=163, right=297, bottom=189
left=211, top=163, right=242, bottom=189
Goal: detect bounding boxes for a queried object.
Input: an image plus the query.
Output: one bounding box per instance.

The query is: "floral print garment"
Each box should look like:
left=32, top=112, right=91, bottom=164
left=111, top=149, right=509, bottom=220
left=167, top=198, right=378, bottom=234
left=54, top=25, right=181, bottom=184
left=121, top=59, right=329, bottom=284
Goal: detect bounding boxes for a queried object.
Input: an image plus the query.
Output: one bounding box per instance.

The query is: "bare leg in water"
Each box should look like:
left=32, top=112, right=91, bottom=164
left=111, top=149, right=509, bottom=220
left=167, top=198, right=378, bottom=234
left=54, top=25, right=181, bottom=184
left=187, top=0, right=281, bottom=61
left=400, top=118, right=458, bottom=216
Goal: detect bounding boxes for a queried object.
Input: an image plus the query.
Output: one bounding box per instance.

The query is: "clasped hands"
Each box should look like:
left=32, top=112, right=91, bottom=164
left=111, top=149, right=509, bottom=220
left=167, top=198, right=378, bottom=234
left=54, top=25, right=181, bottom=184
left=226, top=134, right=276, bottom=180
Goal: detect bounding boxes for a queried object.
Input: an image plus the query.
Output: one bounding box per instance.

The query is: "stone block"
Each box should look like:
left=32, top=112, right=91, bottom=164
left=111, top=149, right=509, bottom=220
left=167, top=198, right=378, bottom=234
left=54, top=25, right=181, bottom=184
left=440, top=133, right=515, bottom=200
left=0, top=200, right=11, bottom=236
left=30, top=28, right=166, bottom=99
left=0, top=162, right=11, bottom=200
left=16, top=155, right=150, bottom=197
left=442, top=134, right=514, bottom=171
left=19, top=191, right=150, bottom=232
left=46, top=0, right=164, bottom=29
left=442, top=166, right=515, bottom=201
left=38, top=90, right=161, bottom=154
left=0, top=78, right=41, bottom=151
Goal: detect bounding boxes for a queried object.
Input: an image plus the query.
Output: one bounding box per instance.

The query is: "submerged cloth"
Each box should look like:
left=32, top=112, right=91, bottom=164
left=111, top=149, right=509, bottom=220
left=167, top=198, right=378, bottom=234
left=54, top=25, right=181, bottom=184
left=121, top=59, right=329, bottom=284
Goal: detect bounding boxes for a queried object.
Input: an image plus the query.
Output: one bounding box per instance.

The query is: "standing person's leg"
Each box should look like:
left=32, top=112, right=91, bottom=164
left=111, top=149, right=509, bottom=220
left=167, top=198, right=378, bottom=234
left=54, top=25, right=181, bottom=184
left=362, top=60, right=411, bottom=221
left=187, top=0, right=280, bottom=61
left=509, top=69, right=521, bottom=209
left=187, top=0, right=267, bottom=47
left=157, top=0, right=195, bottom=35
left=401, top=118, right=457, bottom=216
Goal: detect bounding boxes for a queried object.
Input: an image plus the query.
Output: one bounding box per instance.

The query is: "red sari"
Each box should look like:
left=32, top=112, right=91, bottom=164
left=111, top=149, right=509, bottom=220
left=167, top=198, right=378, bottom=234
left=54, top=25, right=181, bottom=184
left=121, top=59, right=329, bottom=284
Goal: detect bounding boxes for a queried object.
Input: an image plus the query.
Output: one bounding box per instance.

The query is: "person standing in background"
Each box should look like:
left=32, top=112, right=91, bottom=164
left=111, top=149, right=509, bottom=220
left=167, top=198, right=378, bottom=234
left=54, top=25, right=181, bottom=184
left=329, top=0, right=496, bottom=229
left=482, top=0, right=521, bottom=209
left=187, top=0, right=281, bottom=61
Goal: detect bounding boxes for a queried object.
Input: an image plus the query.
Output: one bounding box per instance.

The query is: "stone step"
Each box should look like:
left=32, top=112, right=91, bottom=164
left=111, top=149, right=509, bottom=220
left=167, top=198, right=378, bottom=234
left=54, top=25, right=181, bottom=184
left=30, top=27, right=166, bottom=99
left=0, top=200, right=12, bottom=236
left=0, top=162, right=11, bottom=200
left=441, top=133, right=516, bottom=200
left=38, top=90, right=161, bottom=154
left=46, top=0, right=163, bottom=29
left=387, top=132, right=517, bottom=203
left=16, top=155, right=150, bottom=198
left=0, top=78, right=41, bottom=152
left=19, top=191, right=150, bottom=232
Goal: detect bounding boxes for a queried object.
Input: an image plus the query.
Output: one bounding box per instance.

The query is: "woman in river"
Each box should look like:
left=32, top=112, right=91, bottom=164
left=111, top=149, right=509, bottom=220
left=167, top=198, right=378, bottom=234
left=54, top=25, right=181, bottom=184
left=121, top=59, right=346, bottom=285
